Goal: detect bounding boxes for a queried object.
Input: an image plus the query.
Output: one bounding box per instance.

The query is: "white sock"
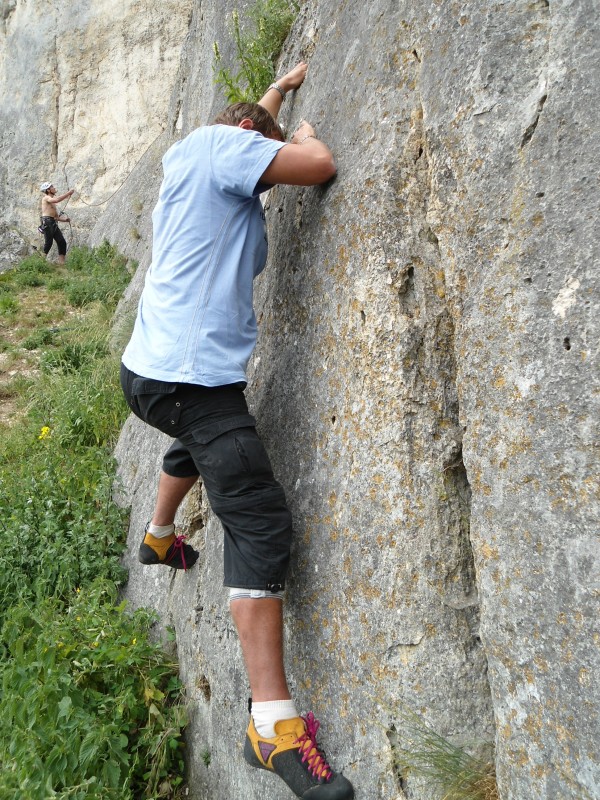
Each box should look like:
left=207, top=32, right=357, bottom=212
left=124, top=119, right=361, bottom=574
left=147, top=523, right=175, bottom=537
left=252, top=699, right=298, bottom=738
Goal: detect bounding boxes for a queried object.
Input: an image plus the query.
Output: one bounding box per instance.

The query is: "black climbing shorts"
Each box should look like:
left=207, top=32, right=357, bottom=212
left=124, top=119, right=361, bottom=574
left=120, top=363, right=292, bottom=591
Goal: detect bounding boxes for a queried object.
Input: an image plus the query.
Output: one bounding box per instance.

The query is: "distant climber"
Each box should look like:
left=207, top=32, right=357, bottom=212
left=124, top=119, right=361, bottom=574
left=39, top=182, right=74, bottom=265
left=120, top=62, right=354, bottom=799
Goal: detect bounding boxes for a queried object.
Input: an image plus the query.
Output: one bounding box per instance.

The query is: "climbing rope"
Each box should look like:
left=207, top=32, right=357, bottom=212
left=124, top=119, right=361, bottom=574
left=66, top=126, right=167, bottom=208
left=36, top=126, right=167, bottom=256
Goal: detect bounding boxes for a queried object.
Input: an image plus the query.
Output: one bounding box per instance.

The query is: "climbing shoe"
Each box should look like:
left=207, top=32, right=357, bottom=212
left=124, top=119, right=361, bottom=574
left=244, top=713, right=354, bottom=799
left=138, top=524, right=199, bottom=571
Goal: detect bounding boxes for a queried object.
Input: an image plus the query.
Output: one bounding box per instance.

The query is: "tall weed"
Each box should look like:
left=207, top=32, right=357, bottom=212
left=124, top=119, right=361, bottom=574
left=213, top=0, right=299, bottom=103
left=64, top=241, right=132, bottom=307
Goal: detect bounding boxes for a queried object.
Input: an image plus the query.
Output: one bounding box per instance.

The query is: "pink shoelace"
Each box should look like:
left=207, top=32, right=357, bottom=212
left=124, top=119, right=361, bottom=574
left=165, top=534, right=189, bottom=570
left=295, top=712, right=333, bottom=781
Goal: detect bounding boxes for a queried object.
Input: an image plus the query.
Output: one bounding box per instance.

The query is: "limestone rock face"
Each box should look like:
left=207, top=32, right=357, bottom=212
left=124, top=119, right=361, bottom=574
left=4, top=1, right=599, bottom=799
left=0, top=0, right=192, bottom=259
left=0, top=226, right=29, bottom=273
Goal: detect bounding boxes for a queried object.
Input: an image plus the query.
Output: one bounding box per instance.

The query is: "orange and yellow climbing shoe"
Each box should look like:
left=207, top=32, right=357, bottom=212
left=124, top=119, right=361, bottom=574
left=244, top=713, right=354, bottom=798
left=138, top=524, right=199, bottom=571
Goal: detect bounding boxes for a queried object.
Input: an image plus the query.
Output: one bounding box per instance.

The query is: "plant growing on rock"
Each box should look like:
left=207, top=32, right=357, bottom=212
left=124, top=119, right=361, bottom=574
left=388, top=707, right=498, bottom=800
left=213, top=0, right=299, bottom=103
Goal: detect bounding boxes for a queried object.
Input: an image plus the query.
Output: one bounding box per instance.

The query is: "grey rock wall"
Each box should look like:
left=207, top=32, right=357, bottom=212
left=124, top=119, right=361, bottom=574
left=3, top=0, right=599, bottom=798
left=0, top=0, right=191, bottom=256
left=414, top=3, right=599, bottom=796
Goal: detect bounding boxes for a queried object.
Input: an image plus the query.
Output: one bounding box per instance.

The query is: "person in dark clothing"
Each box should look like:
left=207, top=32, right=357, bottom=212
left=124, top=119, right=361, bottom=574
left=39, top=182, right=74, bottom=264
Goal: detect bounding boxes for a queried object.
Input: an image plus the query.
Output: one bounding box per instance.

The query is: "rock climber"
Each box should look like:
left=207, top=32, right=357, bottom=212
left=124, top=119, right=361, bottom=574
left=39, top=182, right=74, bottom=265
left=120, top=61, right=354, bottom=799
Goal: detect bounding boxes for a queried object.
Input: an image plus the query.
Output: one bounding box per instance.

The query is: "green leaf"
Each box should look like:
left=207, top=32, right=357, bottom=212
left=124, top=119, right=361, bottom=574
left=79, top=730, right=100, bottom=767
left=57, top=696, right=72, bottom=718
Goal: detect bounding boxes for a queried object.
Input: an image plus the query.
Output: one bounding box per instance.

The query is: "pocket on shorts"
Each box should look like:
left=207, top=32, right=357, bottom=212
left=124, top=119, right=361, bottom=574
left=232, top=427, right=272, bottom=476
left=131, top=378, right=179, bottom=430
left=190, top=415, right=274, bottom=496
left=191, top=414, right=256, bottom=445
left=131, top=377, right=177, bottom=396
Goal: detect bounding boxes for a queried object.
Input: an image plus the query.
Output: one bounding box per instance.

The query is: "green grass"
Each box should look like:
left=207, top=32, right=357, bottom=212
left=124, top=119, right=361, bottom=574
left=213, top=0, right=299, bottom=103
left=0, top=294, right=19, bottom=315
left=0, top=241, right=133, bottom=419
left=389, top=708, right=498, bottom=800
left=0, top=244, right=187, bottom=799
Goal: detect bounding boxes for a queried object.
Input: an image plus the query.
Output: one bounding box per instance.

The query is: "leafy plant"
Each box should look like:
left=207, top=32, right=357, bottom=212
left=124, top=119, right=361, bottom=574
left=0, top=333, right=130, bottom=624
left=213, top=0, right=299, bottom=103
left=0, top=244, right=188, bottom=799
left=11, top=253, right=53, bottom=288
left=22, top=326, right=57, bottom=350
left=0, top=580, right=187, bottom=799
left=389, top=708, right=498, bottom=800
left=40, top=337, right=110, bottom=374
left=63, top=241, right=132, bottom=307
left=47, top=275, right=69, bottom=292
left=0, top=294, right=19, bottom=315
left=0, top=443, right=128, bottom=616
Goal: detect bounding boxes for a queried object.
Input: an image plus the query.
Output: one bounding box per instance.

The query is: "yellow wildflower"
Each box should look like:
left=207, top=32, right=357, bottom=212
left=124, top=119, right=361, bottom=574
left=38, top=426, right=51, bottom=440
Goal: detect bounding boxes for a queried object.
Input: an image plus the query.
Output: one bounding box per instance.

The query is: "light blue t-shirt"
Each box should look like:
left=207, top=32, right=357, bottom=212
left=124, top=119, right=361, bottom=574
left=122, top=124, right=286, bottom=385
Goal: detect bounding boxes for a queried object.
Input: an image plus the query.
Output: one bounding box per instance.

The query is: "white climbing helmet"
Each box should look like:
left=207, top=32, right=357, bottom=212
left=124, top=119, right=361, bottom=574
left=40, top=182, right=53, bottom=192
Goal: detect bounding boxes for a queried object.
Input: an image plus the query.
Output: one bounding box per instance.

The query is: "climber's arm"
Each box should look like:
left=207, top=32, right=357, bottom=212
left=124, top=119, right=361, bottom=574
left=261, top=121, right=336, bottom=187
left=46, top=189, right=75, bottom=204
left=258, top=61, right=309, bottom=120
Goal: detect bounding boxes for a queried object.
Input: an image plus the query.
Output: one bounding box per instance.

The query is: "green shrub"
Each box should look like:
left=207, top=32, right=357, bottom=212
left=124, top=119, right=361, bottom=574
left=12, top=255, right=53, bottom=288
left=0, top=433, right=128, bottom=617
left=41, top=338, right=110, bottom=373
left=47, top=276, right=68, bottom=292
left=38, top=313, right=112, bottom=373
left=213, top=0, right=299, bottom=103
left=0, top=580, right=187, bottom=800
left=15, top=253, right=52, bottom=274
left=13, top=272, right=45, bottom=287
left=32, top=356, right=128, bottom=447
left=64, top=242, right=133, bottom=308
left=22, top=327, right=57, bottom=350
left=0, top=294, right=19, bottom=315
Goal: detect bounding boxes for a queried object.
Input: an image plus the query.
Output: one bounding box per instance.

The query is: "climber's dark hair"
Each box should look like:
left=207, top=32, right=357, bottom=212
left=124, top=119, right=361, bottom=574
left=211, top=103, right=283, bottom=140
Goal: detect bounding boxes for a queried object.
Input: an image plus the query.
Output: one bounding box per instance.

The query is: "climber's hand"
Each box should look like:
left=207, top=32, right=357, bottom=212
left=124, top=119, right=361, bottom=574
left=291, top=119, right=316, bottom=144
left=279, top=61, right=309, bottom=92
